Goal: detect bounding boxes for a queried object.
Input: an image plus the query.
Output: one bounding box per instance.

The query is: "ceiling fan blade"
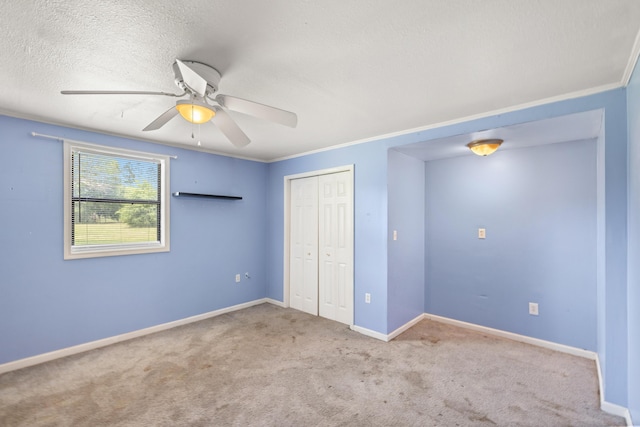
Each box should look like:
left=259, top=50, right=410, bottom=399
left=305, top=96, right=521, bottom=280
left=211, top=107, right=250, bottom=147
left=215, top=94, right=297, bottom=128
left=175, top=59, right=207, bottom=98
left=142, top=106, right=179, bottom=131
left=61, top=90, right=181, bottom=97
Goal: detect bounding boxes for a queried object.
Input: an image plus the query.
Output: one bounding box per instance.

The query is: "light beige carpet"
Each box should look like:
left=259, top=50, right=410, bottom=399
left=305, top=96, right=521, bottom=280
left=0, top=303, right=625, bottom=426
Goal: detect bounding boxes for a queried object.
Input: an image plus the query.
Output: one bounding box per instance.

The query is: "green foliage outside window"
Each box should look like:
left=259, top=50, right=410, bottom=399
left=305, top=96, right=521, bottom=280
left=117, top=182, right=159, bottom=228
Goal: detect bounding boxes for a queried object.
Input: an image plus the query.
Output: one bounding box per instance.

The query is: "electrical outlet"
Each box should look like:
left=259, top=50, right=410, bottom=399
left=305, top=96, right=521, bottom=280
left=529, top=302, right=539, bottom=316
left=393, top=230, right=398, bottom=241
left=478, top=228, right=486, bottom=239
left=235, top=274, right=241, bottom=283
left=365, top=293, right=371, bottom=303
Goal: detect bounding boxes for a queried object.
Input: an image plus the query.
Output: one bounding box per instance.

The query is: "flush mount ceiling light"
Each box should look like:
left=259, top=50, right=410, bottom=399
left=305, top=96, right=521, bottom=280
left=467, top=138, right=503, bottom=156
left=175, top=99, right=215, bottom=124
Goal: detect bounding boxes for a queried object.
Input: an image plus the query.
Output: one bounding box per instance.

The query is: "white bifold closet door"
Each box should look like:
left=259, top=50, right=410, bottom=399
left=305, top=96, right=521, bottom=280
left=289, top=171, right=353, bottom=325
left=290, top=175, right=319, bottom=316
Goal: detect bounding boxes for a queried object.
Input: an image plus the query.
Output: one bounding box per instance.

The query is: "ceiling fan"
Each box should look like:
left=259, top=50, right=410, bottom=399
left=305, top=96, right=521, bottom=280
left=61, top=59, right=298, bottom=147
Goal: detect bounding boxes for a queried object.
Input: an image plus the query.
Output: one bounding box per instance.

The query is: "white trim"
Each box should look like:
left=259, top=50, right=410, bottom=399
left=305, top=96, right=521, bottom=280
left=595, top=355, right=633, bottom=425
left=1, top=300, right=633, bottom=426
left=30, top=132, right=179, bottom=159
left=284, top=165, right=354, bottom=181
left=601, top=401, right=632, bottom=426
left=387, top=313, right=426, bottom=341
left=350, top=324, right=390, bottom=342
left=0, top=298, right=269, bottom=375
left=622, top=27, right=640, bottom=86
left=425, top=313, right=634, bottom=424
left=352, top=312, right=600, bottom=362
left=424, top=312, right=596, bottom=359
left=63, top=140, right=171, bottom=260
left=264, top=298, right=286, bottom=308
left=596, top=354, right=605, bottom=409
left=8, top=111, right=264, bottom=163
left=267, top=83, right=621, bottom=163
left=10, top=78, right=624, bottom=164
left=283, top=176, right=291, bottom=309
left=282, top=165, right=355, bottom=314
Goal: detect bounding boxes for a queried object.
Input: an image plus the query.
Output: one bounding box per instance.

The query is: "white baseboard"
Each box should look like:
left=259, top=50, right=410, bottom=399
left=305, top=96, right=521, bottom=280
left=350, top=324, right=389, bottom=342
left=350, top=314, right=425, bottom=342
left=425, top=312, right=633, bottom=425
left=2, top=301, right=633, bottom=426
left=423, top=312, right=596, bottom=359
left=360, top=311, right=598, bottom=360
left=0, top=298, right=269, bottom=375
left=264, top=298, right=286, bottom=308
left=387, top=313, right=426, bottom=341
left=595, top=355, right=633, bottom=426
left=352, top=311, right=602, bottom=359
left=360, top=313, right=633, bottom=426
left=600, top=400, right=632, bottom=425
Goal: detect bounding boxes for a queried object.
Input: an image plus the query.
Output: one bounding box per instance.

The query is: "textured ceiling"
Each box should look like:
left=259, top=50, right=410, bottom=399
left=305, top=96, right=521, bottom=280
left=1, top=1, right=639, bottom=161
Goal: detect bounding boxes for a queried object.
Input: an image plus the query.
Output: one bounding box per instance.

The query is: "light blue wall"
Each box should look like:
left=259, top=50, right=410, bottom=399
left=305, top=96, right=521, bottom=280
left=600, top=92, right=629, bottom=406
left=424, top=140, right=597, bottom=350
left=627, top=56, right=640, bottom=423
left=267, top=90, right=628, bottom=377
left=387, top=149, right=425, bottom=332
left=0, top=115, right=268, bottom=364
left=0, top=87, right=632, bottom=410
left=266, top=143, right=391, bottom=334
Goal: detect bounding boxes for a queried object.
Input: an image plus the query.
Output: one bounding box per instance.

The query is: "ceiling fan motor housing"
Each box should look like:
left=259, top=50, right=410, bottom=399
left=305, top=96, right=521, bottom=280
left=172, top=60, right=221, bottom=96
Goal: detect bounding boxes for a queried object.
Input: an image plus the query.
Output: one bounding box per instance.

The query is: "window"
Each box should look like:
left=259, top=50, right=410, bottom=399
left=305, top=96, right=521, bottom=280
left=63, top=140, right=170, bottom=259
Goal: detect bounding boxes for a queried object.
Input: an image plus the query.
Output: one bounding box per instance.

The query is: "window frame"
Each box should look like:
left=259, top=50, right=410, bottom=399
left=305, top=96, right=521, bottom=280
left=63, top=140, right=171, bottom=260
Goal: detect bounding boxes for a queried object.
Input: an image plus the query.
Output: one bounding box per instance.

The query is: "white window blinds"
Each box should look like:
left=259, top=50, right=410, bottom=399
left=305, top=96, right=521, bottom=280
left=64, top=141, right=170, bottom=259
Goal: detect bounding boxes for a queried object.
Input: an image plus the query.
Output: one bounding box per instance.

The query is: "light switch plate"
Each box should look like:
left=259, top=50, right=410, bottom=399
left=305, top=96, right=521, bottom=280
left=478, top=228, right=486, bottom=239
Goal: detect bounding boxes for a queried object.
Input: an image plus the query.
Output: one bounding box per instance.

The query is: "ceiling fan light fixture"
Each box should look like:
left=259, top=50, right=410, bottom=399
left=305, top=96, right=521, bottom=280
left=62, top=58, right=297, bottom=148
left=467, top=139, right=503, bottom=156
left=176, top=100, right=215, bottom=124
